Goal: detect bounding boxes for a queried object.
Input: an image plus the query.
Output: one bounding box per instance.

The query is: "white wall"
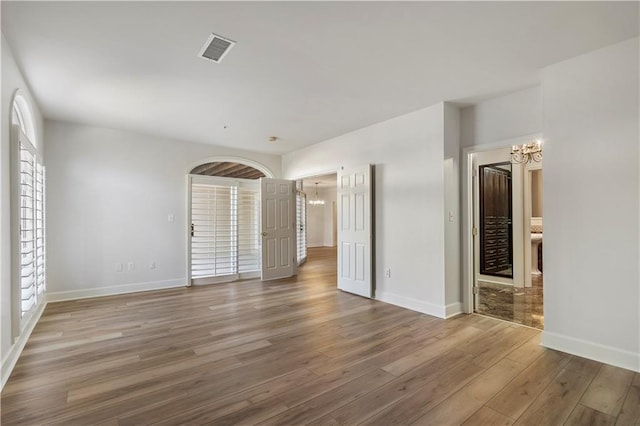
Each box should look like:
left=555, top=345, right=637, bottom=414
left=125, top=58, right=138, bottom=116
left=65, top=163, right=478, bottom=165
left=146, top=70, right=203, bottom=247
left=322, top=186, right=337, bottom=246
left=1, top=34, right=45, bottom=383
left=284, top=103, right=459, bottom=318
left=541, top=37, right=639, bottom=372
left=306, top=186, right=337, bottom=248
left=531, top=170, right=543, bottom=218
left=461, top=86, right=542, bottom=147
left=44, top=120, right=281, bottom=300
left=306, top=188, right=325, bottom=247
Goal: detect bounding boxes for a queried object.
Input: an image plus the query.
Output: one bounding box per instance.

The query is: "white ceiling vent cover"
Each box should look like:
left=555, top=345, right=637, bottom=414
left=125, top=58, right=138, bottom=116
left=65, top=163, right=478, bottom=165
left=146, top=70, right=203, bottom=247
left=198, top=33, right=235, bottom=63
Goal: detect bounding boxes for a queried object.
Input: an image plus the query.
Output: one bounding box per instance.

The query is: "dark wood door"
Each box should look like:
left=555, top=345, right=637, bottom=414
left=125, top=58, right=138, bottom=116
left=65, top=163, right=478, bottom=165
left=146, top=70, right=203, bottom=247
left=479, top=163, right=513, bottom=278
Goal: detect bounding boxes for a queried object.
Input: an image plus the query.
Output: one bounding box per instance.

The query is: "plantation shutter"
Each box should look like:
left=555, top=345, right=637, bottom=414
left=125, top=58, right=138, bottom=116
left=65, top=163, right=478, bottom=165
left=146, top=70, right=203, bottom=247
left=237, top=185, right=260, bottom=274
left=191, top=181, right=238, bottom=280
left=296, top=191, right=307, bottom=265
left=189, top=176, right=262, bottom=284
left=18, top=139, right=45, bottom=318
left=35, top=162, right=46, bottom=297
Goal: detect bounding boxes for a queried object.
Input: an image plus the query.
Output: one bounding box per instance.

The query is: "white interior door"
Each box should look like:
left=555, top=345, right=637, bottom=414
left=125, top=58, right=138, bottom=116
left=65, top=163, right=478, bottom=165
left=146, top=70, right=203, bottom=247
left=261, top=178, right=296, bottom=280
left=337, top=164, right=373, bottom=298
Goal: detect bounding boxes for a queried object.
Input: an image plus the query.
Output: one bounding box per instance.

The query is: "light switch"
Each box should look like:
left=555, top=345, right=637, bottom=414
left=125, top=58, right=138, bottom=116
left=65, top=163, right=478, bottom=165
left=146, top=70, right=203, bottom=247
left=168, top=214, right=175, bottom=223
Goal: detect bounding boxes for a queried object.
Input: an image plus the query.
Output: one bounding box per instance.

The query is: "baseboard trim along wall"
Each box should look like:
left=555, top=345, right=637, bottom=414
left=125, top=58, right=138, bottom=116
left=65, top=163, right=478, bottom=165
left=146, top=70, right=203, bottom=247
left=46, top=278, right=186, bottom=303
left=542, top=331, right=640, bottom=373
left=1, top=300, right=47, bottom=390
left=444, top=302, right=464, bottom=319
left=375, top=290, right=448, bottom=319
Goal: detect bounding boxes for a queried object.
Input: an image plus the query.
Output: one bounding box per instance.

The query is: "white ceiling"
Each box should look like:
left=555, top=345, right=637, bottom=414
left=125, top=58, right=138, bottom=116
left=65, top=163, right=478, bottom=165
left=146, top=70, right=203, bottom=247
left=2, top=2, right=638, bottom=155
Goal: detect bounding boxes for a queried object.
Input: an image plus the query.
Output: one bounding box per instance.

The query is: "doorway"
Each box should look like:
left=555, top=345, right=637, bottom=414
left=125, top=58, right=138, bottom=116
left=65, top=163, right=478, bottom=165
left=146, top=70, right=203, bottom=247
left=470, top=145, right=544, bottom=329
left=298, top=173, right=338, bottom=280
left=187, top=159, right=298, bottom=285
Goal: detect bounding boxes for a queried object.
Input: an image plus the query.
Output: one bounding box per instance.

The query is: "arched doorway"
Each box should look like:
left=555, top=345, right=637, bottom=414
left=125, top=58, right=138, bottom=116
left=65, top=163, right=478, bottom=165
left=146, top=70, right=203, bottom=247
left=190, top=161, right=267, bottom=179
left=187, top=159, right=271, bottom=285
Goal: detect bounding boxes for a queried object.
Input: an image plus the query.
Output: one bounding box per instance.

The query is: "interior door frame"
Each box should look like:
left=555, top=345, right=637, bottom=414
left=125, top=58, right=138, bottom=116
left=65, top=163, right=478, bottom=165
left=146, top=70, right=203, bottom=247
left=288, top=168, right=340, bottom=270
left=474, top=152, right=518, bottom=288
left=461, top=134, right=542, bottom=314
left=184, top=157, right=274, bottom=287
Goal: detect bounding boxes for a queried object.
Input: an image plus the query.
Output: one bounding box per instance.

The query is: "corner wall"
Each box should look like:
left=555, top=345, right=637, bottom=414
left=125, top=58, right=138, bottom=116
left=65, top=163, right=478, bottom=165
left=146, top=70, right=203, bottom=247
left=541, top=37, right=639, bottom=371
left=444, top=104, right=461, bottom=315
left=44, top=120, right=281, bottom=301
left=283, top=103, right=460, bottom=318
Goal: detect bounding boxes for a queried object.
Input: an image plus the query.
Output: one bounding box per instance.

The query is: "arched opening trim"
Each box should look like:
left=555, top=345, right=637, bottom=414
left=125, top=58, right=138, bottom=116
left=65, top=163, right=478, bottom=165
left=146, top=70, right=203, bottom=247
left=186, top=156, right=274, bottom=179
left=11, top=90, right=37, bottom=144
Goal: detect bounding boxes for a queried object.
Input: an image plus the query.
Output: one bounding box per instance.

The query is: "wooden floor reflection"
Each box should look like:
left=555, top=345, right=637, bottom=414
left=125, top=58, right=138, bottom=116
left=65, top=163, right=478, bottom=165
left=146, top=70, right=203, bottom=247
left=477, top=275, right=544, bottom=329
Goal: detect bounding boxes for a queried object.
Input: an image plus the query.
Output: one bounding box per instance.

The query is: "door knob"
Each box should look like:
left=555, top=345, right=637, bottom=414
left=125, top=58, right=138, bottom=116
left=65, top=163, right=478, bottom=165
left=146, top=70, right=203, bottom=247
left=261, top=232, right=267, bottom=236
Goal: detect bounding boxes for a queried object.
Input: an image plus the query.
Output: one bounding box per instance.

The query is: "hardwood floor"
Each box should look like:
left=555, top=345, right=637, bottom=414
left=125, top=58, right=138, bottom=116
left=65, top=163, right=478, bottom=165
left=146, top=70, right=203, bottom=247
left=2, top=247, right=639, bottom=425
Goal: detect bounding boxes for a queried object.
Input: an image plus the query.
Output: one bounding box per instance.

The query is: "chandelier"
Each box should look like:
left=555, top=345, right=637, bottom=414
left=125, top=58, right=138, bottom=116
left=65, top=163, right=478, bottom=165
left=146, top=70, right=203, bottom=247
left=309, top=182, right=325, bottom=206
left=511, top=140, right=543, bottom=164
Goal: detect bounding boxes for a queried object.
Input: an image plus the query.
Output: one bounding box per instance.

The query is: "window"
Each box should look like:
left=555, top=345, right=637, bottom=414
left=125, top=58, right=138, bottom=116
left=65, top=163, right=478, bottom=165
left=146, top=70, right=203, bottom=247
left=12, top=94, right=45, bottom=322
left=189, top=176, right=260, bottom=284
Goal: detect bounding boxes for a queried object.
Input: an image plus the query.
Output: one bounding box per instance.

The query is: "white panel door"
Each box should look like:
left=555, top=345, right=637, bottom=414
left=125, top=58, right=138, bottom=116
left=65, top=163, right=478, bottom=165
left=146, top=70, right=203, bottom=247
left=337, top=164, right=373, bottom=298
left=261, top=178, right=297, bottom=281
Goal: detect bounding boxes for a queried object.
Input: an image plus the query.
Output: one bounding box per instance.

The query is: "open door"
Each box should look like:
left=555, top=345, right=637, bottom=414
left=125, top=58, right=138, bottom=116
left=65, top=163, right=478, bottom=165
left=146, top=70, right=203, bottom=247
left=337, top=164, right=373, bottom=298
left=261, top=178, right=296, bottom=281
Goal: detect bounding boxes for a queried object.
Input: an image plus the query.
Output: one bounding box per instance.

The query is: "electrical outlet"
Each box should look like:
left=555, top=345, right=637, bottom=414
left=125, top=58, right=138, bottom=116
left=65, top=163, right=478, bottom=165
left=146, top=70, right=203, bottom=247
left=168, top=214, right=175, bottom=223
left=150, top=261, right=156, bottom=269
left=385, top=268, right=391, bottom=278
left=128, top=262, right=135, bottom=271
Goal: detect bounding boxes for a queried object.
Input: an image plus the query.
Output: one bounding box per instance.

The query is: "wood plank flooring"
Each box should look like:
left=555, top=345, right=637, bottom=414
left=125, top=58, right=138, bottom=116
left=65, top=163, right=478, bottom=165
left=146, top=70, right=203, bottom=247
left=2, top=247, right=639, bottom=425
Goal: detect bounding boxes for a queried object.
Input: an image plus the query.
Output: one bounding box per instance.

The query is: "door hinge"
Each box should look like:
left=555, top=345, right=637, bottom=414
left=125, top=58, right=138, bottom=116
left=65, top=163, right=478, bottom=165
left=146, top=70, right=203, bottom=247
left=472, top=227, right=478, bottom=236
left=472, top=169, right=477, bottom=177
left=473, top=286, right=479, bottom=295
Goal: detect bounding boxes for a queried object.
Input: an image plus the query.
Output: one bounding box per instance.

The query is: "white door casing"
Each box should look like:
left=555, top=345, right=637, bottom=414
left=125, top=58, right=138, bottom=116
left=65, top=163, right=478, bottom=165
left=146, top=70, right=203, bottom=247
left=337, top=164, right=373, bottom=298
left=261, top=178, right=297, bottom=280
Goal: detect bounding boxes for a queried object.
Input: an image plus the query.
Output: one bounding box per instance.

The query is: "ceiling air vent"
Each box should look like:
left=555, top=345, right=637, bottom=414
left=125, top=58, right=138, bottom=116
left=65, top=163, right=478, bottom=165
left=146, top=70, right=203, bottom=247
left=198, top=33, right=235, bottom=63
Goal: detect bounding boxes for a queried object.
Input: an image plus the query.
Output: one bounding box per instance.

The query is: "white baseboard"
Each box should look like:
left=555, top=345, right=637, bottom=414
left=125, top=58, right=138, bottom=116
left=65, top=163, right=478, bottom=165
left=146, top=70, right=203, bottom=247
left=445, top=302, right=464, bottom=318
left=542, top=331, right=640, bottom=373
left=375, top=290, right=447, bottom=319
left=1, top=300, right=47, bottom=390
left=47, top=278, right=186, bottom=303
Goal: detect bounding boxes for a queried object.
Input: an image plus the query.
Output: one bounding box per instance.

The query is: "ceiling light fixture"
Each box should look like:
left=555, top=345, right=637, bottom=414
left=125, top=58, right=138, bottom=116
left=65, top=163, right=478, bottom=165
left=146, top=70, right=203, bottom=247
left=309, top=182, right=325, bottom=206
left=511, top=140, right=543, bottom=164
